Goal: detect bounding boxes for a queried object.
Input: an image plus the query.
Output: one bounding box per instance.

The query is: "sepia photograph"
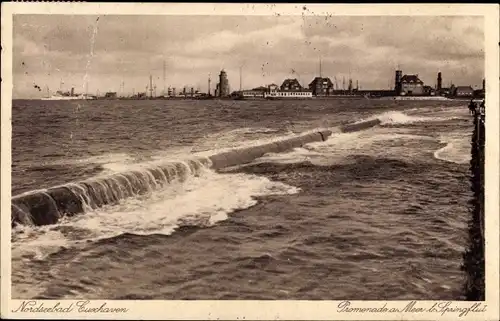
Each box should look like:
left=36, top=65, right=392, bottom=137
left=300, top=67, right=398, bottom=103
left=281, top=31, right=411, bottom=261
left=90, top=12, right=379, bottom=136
left=2, top=3, right=499, bottom=320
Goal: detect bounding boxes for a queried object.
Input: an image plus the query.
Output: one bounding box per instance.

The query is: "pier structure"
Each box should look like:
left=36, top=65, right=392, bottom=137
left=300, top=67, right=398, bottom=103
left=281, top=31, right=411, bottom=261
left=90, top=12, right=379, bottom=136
left=462, top=100, right=485, bottom=300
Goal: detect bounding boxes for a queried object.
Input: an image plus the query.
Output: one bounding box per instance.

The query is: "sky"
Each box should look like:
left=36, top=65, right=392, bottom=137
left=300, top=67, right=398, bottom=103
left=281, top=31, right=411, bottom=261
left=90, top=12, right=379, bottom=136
left=12, top=14, right=484, bottom=98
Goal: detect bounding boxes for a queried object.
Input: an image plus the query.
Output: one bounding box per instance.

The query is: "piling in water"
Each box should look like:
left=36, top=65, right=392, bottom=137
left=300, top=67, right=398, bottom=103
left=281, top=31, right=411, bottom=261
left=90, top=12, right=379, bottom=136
left=462, top=106, right=485, bottom=300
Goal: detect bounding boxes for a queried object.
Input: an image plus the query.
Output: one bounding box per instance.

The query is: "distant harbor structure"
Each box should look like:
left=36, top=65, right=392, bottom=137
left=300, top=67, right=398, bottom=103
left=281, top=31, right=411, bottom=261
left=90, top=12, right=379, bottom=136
left=215, top=70, right=230, bottom=97
left=41, top=60, right=484, bottom=101
left=236, top=79, right=312, bottom=99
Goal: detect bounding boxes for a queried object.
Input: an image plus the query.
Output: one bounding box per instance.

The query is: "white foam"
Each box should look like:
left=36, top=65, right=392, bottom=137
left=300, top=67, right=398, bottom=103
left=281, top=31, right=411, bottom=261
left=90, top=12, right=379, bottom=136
left=434, top=133, right=471, bottom=164
left=252, top=130, right=436, bottom=166
left=11, top=167, right=299, bottom=259
left=355, top=110, right=467, bottom=126
left=11, top=224, right=72, bottom=261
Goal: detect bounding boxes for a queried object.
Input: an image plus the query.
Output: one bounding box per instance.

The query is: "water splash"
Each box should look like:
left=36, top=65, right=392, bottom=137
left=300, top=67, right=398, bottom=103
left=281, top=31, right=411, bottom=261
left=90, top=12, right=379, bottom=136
left=356, top=111, right=462, bottom=126
left=434, top=133, right=471, bottom=164
left=12, top=168, right=300, bottom=260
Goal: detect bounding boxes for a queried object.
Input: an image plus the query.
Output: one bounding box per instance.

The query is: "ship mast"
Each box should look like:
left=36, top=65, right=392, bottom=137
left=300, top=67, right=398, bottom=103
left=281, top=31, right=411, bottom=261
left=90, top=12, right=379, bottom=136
left=163, top=60, right=166, bottom=96
left=149, top=75, right=153, bottom=98
left=208, top=73, right=211, bottom=96
left=319, top=56, right=322, bottom=78
left=239, top=65, right=242, bottom=91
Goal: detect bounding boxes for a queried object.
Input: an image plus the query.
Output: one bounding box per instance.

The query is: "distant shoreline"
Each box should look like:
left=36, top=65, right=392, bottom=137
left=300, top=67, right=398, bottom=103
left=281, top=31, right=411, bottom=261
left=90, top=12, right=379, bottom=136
left=12, top=95, right=482, bottom=101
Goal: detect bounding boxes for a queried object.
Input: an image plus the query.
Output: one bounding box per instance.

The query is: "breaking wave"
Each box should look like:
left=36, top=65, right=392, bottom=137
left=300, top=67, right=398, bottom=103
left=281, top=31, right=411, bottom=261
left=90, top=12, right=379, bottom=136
left=434, top=133, right=471, bottom=164
left=12, top=165, right=299, bottom=260
left=357, top=111, right=463, bottom=126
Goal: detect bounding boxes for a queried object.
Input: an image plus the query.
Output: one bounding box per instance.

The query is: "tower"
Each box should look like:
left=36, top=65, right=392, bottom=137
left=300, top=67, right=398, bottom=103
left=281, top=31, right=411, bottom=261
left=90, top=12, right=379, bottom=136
left=437, top=72, right=442, bottom=91
left=218, top=69, right=229, bottom=97
left=395, top=70, right=403, bottom=94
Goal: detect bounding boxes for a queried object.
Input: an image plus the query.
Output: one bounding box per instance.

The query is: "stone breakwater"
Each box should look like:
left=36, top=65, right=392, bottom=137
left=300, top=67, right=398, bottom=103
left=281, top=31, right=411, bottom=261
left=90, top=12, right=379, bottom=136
left=462, top=107, right=485, bottom=300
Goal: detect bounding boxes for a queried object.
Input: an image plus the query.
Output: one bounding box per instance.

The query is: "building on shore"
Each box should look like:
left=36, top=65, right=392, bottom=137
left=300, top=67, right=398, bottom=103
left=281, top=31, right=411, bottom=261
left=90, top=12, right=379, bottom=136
left=104, top=92, right=117, bottom=99
left=234, top=80, right=312, bottom=100
left=308, top=77, right=334, bottom=96
left=280, top=78, right=303, bottom=91
left=238, top=86, right=268, bottom=99
left=452, top=86, right=474, bottom=98
left=264, top=80, right=312, bottom=99
left=396, top=73, right=425, bottom=96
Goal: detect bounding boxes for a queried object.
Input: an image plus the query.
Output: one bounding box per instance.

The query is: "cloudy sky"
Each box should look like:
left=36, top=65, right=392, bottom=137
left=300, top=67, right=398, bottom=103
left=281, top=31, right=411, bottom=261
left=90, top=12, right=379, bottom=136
left=13, top=14, right=484, bottom=98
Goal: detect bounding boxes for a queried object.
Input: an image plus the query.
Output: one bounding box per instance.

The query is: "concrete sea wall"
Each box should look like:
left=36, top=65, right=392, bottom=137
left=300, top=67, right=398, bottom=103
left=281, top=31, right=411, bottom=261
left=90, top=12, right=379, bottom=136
left=11, top=129, right=333, bottom=227
left=462, top=107, right=485, bottom=300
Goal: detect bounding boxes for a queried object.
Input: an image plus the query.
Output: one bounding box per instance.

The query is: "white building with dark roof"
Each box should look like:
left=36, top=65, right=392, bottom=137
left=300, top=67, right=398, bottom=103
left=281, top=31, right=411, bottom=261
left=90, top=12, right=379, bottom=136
left=264, top=79, right=312, bottom=99
left=399, top=74, right=425, bottom=95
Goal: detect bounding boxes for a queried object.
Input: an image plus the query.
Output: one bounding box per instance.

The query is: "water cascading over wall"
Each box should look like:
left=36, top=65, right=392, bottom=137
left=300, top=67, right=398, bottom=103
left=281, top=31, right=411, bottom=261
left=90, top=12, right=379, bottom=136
left=462, top=107, right=485, bottom=300
left=11, top=130, right=334, bottom=227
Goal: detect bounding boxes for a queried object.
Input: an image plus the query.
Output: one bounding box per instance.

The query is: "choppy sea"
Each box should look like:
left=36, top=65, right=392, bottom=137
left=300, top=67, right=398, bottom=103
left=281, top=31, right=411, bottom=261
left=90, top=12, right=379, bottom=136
left=10, top=98, right=472, bottom=300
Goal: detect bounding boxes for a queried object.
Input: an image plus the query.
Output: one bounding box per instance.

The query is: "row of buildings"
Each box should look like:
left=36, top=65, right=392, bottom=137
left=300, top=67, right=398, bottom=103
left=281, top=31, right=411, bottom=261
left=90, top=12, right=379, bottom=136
left=230, top=69, right=484, bottom=100
left=126, top=68, right=484, bottom=100
left=394, top=70, right=484, bottom=98
left=236, top=77, right=360, bottom=99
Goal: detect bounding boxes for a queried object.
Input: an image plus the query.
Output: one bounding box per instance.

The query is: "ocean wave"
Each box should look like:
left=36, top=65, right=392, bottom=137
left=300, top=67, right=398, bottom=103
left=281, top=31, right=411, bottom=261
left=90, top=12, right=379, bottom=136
left=11, top=168, right=299, bottom=260
left=433, top=133, right=471, bottom=164
left=355, top=111, right=464, bottom=126
left=251, top=130, right=436, bottom=166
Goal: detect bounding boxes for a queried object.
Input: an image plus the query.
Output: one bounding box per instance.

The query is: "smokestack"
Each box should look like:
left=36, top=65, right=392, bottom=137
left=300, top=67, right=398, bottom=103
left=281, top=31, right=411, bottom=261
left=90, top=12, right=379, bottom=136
left=71, top=87, right=74, bottom=96
left=482, top=78, right=485, bottom=91
left=437, top=72, right=442, bottom=91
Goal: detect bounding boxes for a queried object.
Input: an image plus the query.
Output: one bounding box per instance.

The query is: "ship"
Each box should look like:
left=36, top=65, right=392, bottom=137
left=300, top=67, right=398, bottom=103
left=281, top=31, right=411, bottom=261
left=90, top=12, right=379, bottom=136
left=41, top=87, right=95, bottom=101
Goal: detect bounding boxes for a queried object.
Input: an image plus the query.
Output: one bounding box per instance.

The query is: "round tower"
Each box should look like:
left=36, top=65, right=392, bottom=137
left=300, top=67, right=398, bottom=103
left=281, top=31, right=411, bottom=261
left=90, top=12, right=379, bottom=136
left=395, top=70, right=403, bottom=94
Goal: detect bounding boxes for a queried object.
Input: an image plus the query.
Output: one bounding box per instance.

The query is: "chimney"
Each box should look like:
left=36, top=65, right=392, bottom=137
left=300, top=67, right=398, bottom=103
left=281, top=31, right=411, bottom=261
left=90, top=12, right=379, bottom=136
left=437, top=72, right=442, bottom=91
left=70, top=87, right=74, bottom=96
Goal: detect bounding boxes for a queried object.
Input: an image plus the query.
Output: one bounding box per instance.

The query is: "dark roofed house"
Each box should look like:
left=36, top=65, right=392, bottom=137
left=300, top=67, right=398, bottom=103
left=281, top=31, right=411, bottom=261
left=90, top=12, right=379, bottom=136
left=309, top=77, right=334, bottom=96
left=453, top=86, right=474, bottom=98
left=280, top=78, right=303, bottom=91
left=399, top=74, right=425, bottom=96
left=104, top=92, right=117, bottom=99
